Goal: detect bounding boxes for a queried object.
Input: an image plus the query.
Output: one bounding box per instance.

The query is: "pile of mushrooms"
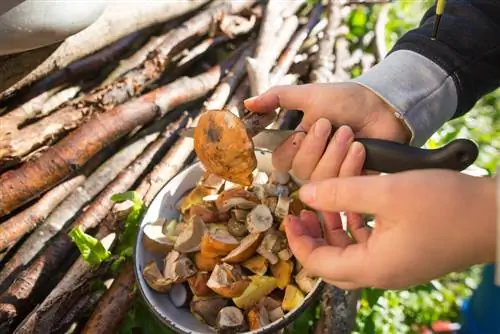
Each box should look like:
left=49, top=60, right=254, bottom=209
left=141, top=168, right=319, bottom=332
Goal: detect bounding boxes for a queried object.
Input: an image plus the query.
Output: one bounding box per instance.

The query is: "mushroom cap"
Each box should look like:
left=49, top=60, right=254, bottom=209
left=207, top=263, right=250, bottom=298
left=193, top=110, right=257, bottom=186
left=222, top=232, right=263, bottom=263
left=142, top=219, right=175, bottom=255
left=143, top=261, right=172, bottom=293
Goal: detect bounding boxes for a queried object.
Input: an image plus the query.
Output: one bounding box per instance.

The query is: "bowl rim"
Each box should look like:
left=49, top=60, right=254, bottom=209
left=132, top=149, right=325, bottom=334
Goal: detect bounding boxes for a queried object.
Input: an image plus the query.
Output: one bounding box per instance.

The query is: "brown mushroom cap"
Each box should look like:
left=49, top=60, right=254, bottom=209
left=216, top=306, right=248, bottom=333
left=188, top=271, right=214, bottom=297
left=193, top=110, right=257, bottom=186
left=200, top=225, right=240, bottom=258
left=174, top=216, right=206, bottom=253
left=143, top=261, right=172, bottom=293
left=215, top=188, right=260, bottom=213
left=222, top=233, right=263, bottom=263
left=207, top=263, right=250, bottom=298
left=247, top=305, right=270, bottom=330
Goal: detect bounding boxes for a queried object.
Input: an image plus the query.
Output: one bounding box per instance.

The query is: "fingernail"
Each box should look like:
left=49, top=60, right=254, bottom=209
left=292, top=132, right=306, bottom=147
left=313, top=118, right=331, bottom=137
left=334, top=125, right=354, bottom=144
left=350, top=141, right=365, bottom=157
left=299, top=183, right=316, bottom=203
left=243, top=96, right=258, bottom=105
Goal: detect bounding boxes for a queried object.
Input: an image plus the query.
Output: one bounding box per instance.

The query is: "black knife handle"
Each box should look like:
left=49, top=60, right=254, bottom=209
left=357, top=138, right=478, bottom=173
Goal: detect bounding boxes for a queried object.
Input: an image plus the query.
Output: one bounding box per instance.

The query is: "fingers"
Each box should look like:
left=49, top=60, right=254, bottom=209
left=346, top=213, right=370, bottom=243
left=271, top=131, right=305, bottom=172
left=300, top=210, right=322, bottom=238
left=291, top=118, right=332, bottom=180
left=322, top=211, right=352, bottom=248
left=338, top=141, right=365, bottom=177
left=299, top=174, right=392, bottom=214
left=285, top=214, right=367, bottom=281
left=310, top=125, right=355, bottom=181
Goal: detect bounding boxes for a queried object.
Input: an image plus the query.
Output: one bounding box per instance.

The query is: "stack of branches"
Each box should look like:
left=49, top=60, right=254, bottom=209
left=0, top=0, right=391, bottom=332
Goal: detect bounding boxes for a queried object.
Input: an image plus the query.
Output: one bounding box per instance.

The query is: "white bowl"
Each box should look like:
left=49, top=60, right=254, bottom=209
left=133, top=149, right=324, bottom=334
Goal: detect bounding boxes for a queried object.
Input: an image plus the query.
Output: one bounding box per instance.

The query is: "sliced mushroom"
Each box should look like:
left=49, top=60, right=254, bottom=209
left=200, top=225, right=240, bottom=258
left=289, top=197, right=306, bottom=216
left=242, top=255, right=269, bottom=276
left=262, top=196, right=278, bottom=213
left=179, top=185, right=216, bottom=214
left=295, top=269, right=318, bottom=294
left=216, top=306, right=248, bottom=333
left=227, top=218, right=248, bottom=238
left=215, top=188, right=260, bottom=213
left=268, top=306, right=284, bottom=323
left=190, top=296, right=229, bottom=327
left=278, top=247, right=293, bottom=261
left=143, top=261, right=172, bottom=293
left=188, top=271, right=214, bottom=297
left=274, top=194, right=291, bottom=220
left=142, top=219, right=175, bottom=255
left=256, top=230, right=285, bottom=265
left=282, top=284, right=305, bottom=311
left=184, top=204, right=218, bottom=224
left=258, top=297, right=284, bottom=323
left=247, top=305, right=270, bottom=330
left=269, top=171, right=290, bottom=185
left=174, top=216, right=206, bottom=253
left=169, top=283, right=192, bottom=308
left=163, top=250, right=197, bottom=283
left=232, top=208, right=249, bottom=222
left=200, top=172, right=225, bottom=192
left=206, top=263, right=250, bottom=298
left=246, top=204, right=273, bottom=234
left=232, top=275, right=278, bottom=310
left=270, top=260, right=294, bottom=289
left=194, top=252, right=220, bottom=271
left=252, top=170, right=269, bottom=185
left=222, top=233, right=263, bottom=263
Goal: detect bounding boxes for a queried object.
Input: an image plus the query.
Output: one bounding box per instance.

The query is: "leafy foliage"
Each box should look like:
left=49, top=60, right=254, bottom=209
left=68, top=226, right=111, bottom=266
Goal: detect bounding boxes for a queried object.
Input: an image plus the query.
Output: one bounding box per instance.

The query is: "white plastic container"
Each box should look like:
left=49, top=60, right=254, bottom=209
left=0, top=0, right=106, bottom=56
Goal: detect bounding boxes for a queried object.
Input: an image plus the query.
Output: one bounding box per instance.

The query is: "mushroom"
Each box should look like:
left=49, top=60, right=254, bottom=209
left=206, top=263, right=250, bottom=298
left=246, top=204, right=273, bottom=234
left=274, top=194, right=291, bottom=220
left=193, top=109, right=257, bottom=186
left=184, top=204, right=218, bottom=224
left=242, top=255, right=269, bottom=276
left=262, top=196, right=278, bottom=213
left=289, top=197, right=306, bottom=216
left=174, top=216, right=206, bottom=253
left=200, top=172, right=225, bottom=192
left=163, top=250, right=197, bottom=283
left=252, top=170, right=269, bottom=185
left=258, top=297, right=284, bottom=323
left=269, top=171, right=290, bottom=185
left=232, top=275, right=278, bottom=309
left=215, top=188, right=260, bottom=212
left=222, top=233, right=263, bottom=263
left=142, top=261, right=172, bottom=293
left=188, top=271, right=214, bottom=297
left=200, top=225, right=240, bottom=258
left=178, top=185, right=215, bottom=214
left=256, top=230, right=286, bottom=265
left=232, top=208, right=249, bottom=222
left=247, top=305, right=270, bottom=330
left=216, top=306, right=248, bottom=333
left=278, top=247, right=293, bottom=261
left=270, top=260, right=294, bottom=289
left=169, top=283, right=192, bottom=308
left=281, top=284, right=305, bottom=311
left=268, top=306, right=284, bottom=323
left=227, top=218, right=248, bottom=238
left=142, top=219, right=175, bottom=255
left=194, top=252, right=221, bottom=271
left=295, top=269, right=318, bottom=294
left=190, top=296, right=229, bottom=327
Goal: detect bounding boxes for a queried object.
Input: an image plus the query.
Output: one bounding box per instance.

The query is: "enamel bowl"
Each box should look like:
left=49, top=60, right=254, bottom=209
left=133, top=149, right=324, bottom=334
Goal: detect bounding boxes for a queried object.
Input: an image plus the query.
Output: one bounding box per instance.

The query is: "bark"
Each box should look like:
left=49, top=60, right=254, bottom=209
left=0, top=116, right=175, bottom=290
left=226, top=78, right=250, bottom=118
left=314, top=288, right=361, bottom=334
left=0, top=1, right=256, bottom=169
left=270, top=3, right=323, bottom=86
left=374, top=3, right=389, bottom=61
left=81, top=262, right=136, bottom=334
left=0, top=49, right=242, bottom=218
left=309, top=0, right=343, bottom=83
left=280, top=0, right=307, bottom=18
left=0, top=0, right=210, bottom=104
left=0, top=113, right=189, bottom=331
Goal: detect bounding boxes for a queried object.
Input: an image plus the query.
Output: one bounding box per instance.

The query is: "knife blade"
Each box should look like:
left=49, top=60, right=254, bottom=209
left=178, top=127, right=479, bottom=173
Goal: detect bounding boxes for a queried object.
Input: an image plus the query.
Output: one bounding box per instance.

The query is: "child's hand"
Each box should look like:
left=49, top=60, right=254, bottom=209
left=244, top=83, right=411, bottom=178
left=284, top=170, right=496, bottom=290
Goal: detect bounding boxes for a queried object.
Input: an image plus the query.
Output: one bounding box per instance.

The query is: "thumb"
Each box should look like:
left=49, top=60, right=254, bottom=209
left=299, top=174, right=395, bottom=214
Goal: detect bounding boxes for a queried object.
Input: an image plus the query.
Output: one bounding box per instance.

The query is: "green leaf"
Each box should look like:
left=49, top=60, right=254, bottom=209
left=68, top=226, right=111, bottom=266
left=119, top=296, right=173, bottom=334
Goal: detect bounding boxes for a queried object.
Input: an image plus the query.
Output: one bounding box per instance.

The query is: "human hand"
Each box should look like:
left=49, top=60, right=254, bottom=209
left=284, top=170, right=496, bottom=290
left=244, top=82, right=412, bottom=179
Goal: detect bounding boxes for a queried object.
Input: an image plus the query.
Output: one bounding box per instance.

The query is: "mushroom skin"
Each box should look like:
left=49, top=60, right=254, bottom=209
left=206, top=263, right=250, bottom=298
left=188, top=272, right=214, bottom=297
left=142, top=219, right=175, bottom=255
left=222, top=232, right=263, bottom=263
left=242, top=255, right=269, bottom=276
left=194, top=252, right=221, bottom=271
left=215, top=188, right=260, bottom=213
left=174, top=216, right=206, bottom=253
left=190, top=296, right=229, bottom=327
left=200, top=225, right=240, bottom=258
left=163, top=250, right=197, bottom=283
left=216, top=306, right=248, bottom=333
left=143, top=261, right=172, bottom=293
left=247, top=305, right=270, bottom=330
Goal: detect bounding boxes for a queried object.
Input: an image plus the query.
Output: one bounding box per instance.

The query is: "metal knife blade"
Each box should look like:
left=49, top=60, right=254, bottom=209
left=178, top=127, right=302, bottom=151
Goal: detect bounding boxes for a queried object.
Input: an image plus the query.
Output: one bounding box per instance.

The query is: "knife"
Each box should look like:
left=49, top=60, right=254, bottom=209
left=178, top=127, right=478, bottom=173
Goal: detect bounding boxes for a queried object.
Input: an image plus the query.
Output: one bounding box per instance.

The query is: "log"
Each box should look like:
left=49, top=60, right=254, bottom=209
left=0, top=0, right=211, bottom=103
left=226, top=78, right=250, bottom=117
left=0, top=48, right=243, bottom=218
left=0, top=112, right=190, bottom=331
left=0, top=0, right=256, bottom=169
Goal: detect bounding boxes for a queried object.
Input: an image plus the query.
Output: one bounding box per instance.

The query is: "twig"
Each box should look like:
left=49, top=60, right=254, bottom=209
left=226, top=78, right=250, bottom=117
left=374, top=3, right=389, bottom=61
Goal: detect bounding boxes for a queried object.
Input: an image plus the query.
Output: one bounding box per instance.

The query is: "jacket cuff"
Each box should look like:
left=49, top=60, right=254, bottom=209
left=350, top=50, right=458, bottom=147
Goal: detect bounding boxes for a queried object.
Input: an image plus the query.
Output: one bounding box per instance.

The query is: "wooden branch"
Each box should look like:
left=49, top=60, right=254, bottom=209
left=0, top=49, right=242, bottom=218
left=0, top=1, right=210, bottom=104
left=374, top=3, right=389, bottom=61
left=226, top=78, right=250, bottom=117
left=314, top=288, right=361, bottom=334
left=0, top=113, right=189, bottom=331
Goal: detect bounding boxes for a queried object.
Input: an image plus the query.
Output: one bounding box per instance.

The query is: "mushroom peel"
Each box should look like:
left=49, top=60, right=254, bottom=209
left=142, top=219, right=175, bottom=255
left=174, top=215, right=206, bottom=253
left=246, top=204, right=273, bottom=233
left=188, top=271, right=214, bottom=297
left=143, top=261, right=172, bottom=293
left=206, top=263, right=250, bottom=298
left=222, top=233, right=263, bottom=263
left=193, top=110, right=257, bottom=186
